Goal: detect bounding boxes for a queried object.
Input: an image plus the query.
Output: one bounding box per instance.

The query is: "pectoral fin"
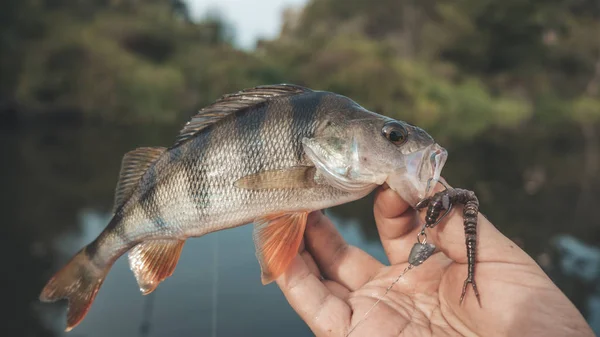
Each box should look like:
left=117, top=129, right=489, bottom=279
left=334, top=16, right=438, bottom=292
left=253, top=212, right=308, bottom=284
left=128, top=239, right=185, bottom=294
left=234, top=167, right=317, bottom=190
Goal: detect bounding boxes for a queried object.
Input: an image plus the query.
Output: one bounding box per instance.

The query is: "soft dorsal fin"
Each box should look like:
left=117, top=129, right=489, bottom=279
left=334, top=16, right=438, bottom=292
left=173, top=84, right=313, bottom=147
left=113, top=147, right=167, bottom=212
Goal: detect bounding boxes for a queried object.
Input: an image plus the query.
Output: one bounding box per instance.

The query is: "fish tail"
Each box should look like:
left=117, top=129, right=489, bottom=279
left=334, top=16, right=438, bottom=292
left=39, top=247, right=111, bottom=332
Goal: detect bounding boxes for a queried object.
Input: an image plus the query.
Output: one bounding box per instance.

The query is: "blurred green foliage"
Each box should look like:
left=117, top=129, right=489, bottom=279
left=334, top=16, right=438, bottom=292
left=1, top=0, right=275, bottom=122
left=2, top=1, right=599, bottom=208
left=2, top=0, right=599, bottom=133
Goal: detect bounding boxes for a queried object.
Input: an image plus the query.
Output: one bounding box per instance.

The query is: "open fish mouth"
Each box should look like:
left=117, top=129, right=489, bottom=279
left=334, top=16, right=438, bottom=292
left=418, top=144, right=448, bottom=197
left=387, top=143, right=448, bottom=206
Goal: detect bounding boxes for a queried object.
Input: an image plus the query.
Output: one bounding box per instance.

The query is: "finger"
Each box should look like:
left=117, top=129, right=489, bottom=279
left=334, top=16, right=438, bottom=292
left=373, top=186, right=423, bottom=264
left=323, top=280, right=350, bottom=300
left=300, top=248, right=351, bottom=299
left=304, top=211, right=383, bottom=290
left=300, top=249, right=322, bottom=279
left=276, top=255, right=350, bottom=335
left=422, top=182, right=537, bottom=266
left=299, top=240, right=351, bottom=299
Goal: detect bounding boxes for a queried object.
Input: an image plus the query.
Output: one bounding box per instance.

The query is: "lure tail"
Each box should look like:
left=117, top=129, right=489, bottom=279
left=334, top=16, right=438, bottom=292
left=39, top=248, right=111, bottom=331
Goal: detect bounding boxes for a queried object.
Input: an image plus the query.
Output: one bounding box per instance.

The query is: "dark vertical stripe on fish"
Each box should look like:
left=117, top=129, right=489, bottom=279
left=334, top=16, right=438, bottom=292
left=167, top=144, right=184, bottom=165
left=85, top=212, right=122, bottom=260
left=290, top=92, right=323, bottom=160
left=166, top=144, right=190, bottom=211
left=140, top=165, right=168, bottom=230
left=185, top=127, right=212, bottom=215
left=85, top=236, right=101, bottom=260
left=236, top=104, right=268, bottom=174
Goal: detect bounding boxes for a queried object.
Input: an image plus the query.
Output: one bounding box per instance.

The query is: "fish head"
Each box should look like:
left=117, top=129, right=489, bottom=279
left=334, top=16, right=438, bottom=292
left=382, top=125, right=448, bottom=206
left=303, top=105, right=447, bottom=207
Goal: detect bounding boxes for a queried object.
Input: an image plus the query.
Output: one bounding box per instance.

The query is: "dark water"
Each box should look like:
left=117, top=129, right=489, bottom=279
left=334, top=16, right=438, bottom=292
left=2, top=123, right=599, bottom=337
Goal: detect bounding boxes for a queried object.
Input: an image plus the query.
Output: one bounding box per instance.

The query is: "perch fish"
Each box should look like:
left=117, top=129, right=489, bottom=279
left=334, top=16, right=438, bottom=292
left=40, top=84, right=448, bottom=331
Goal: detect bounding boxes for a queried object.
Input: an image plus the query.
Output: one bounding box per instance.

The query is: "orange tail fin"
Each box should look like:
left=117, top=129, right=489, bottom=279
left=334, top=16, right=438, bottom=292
left=39, top=248, right=109, bottom=332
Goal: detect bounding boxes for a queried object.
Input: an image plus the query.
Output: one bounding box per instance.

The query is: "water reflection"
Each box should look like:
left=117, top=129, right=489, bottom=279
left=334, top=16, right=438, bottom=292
left=2, top=124, right=599, bottom=336
left=546, top=235, right=600, bottom=335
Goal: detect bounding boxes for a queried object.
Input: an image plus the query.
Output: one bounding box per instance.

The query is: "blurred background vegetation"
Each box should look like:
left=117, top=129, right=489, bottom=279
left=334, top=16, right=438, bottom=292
left=3, top=0, right=599, bottom=129
left=3, top=0, right=599, bottom=240
left=2, top=0, right=600, bottom=336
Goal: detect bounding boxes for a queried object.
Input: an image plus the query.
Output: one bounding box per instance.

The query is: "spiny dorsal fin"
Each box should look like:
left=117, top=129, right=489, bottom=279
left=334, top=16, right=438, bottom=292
left=113, top=147, right=167, bottom=212
left=173, top=84, right=313, bottom=147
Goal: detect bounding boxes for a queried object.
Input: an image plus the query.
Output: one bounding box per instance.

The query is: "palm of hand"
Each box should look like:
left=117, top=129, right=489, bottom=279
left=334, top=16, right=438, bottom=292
left=276, top=187, right=594, bottom=337
left=343, top=255, right=463, bottom=337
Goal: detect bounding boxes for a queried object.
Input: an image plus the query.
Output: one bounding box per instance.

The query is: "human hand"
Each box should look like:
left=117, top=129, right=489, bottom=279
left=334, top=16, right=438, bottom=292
left=276, top=184, right=595, bottom=337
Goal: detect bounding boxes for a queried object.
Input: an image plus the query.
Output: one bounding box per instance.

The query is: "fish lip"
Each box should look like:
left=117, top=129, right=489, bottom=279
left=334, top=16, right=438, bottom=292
left=424, top=144, right=448, bottom=196
left=386, top=143, right=448, bottom=205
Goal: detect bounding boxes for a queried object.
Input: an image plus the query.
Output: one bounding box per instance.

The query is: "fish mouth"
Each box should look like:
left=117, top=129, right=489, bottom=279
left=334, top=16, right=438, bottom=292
left=413, top=143, right=448, bottom=197
left=387, top=144, right=448, bottom=206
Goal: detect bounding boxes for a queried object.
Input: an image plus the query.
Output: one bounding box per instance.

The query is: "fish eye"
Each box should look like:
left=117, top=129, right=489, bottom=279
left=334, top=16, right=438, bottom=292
left=382, top=121, right=408, bottom=145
